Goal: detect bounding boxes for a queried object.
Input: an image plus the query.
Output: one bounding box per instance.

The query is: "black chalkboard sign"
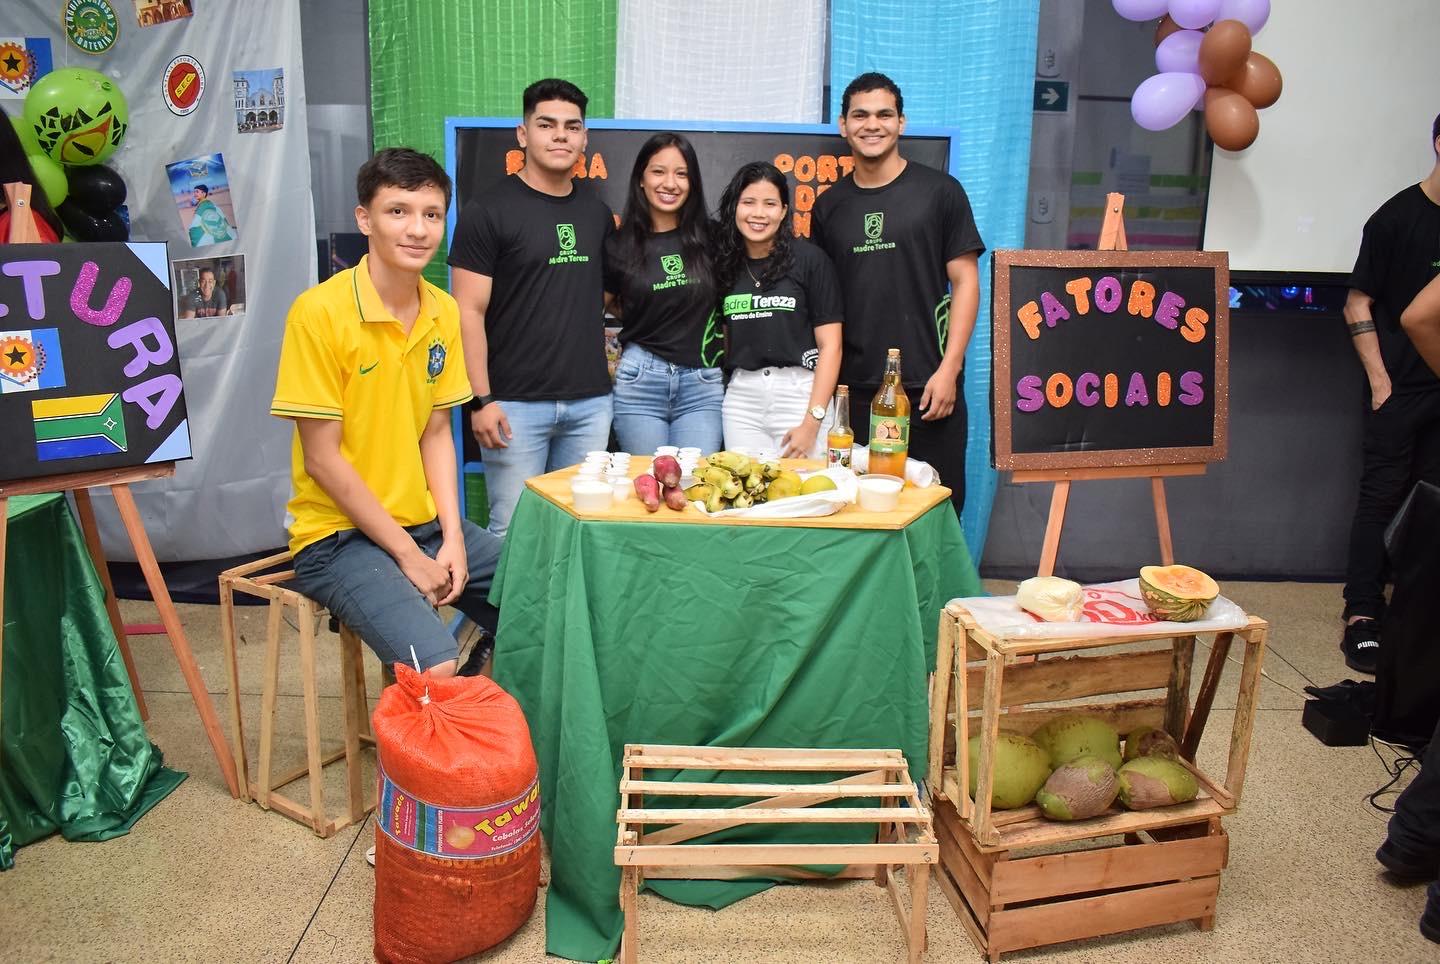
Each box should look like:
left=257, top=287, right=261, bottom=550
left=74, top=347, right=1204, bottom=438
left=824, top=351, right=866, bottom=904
left=447, top=119, right=956, bottom=241
left=991, top=250, right=1228, bottom=471
left=0, top=242, right=191, bottom=483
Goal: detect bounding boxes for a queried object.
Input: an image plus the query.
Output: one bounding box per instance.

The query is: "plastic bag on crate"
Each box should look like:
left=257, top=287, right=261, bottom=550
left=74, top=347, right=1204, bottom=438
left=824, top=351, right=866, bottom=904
left=372, top=664, right=541, bottom=963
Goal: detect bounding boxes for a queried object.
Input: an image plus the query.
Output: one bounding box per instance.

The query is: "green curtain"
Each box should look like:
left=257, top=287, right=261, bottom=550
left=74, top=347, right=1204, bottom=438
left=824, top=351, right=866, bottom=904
left=0, top=495, right=185, bottom=870
left=367, top=0, right=618, bottom=286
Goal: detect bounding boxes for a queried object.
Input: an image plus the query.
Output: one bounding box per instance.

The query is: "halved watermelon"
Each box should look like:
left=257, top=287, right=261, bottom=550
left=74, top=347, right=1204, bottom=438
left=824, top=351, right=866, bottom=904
left=1138, top=565, right=1219, bottom=621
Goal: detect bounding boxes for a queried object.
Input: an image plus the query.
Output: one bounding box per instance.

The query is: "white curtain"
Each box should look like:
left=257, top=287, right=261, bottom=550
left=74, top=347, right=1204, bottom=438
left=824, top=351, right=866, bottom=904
left=615, top=0, right=826, bottom=122
left=12, top=0, right=315, bottom=560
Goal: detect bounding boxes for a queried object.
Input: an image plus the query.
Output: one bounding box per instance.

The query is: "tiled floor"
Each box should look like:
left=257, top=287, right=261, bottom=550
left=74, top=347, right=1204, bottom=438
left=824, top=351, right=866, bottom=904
left=1, top=582, right=1434, bottom=962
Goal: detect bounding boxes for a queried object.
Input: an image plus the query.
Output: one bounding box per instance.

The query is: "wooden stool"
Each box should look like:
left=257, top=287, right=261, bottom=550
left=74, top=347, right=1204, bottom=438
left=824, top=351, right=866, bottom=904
left=614, top=744, right=935, bottom=963
left=219, top=552, right=377, bottom=838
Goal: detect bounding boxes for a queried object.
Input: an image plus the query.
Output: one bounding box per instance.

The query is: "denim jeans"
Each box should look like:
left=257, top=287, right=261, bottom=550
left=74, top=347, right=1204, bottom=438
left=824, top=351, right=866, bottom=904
left=480, top=393, right=613, bottom=537
left=291, top=519, right=501, bottom=671
left=722, top=366, right=825, bottom=458
left=611, top=344, right=723, bottom=454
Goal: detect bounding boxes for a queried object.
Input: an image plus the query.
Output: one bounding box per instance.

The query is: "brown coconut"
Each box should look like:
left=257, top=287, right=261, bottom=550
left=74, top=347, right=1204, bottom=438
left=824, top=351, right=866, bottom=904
left=1035, top=755, right=1119, bottom=821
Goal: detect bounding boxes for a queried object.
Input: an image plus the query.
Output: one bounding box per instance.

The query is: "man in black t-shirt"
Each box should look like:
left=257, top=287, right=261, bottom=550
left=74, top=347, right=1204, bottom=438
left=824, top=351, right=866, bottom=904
left=449, top=79, right=615, bottom=537
left=179, top=267, right=228, bottom=319
left=812, top=72, right=984, bottom=518
left=1338, top=112, right=1440, bottom=674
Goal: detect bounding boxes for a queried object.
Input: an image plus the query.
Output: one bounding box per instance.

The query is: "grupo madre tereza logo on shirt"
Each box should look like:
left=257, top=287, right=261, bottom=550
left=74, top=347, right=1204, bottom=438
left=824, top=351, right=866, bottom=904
left=852, top=211, right=897, bottom=254
left=426, top=340, right=446, bottom=383
left=549, top=223, right=589, bottom=265
left=723, top=292, right=797, bottom=320
left=653, top=253, right=689, bottom=292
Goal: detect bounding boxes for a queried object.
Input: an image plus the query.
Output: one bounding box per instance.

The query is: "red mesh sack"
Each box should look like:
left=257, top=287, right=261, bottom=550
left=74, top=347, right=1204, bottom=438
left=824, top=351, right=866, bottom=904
left=372, top=664, right=541, bottom=963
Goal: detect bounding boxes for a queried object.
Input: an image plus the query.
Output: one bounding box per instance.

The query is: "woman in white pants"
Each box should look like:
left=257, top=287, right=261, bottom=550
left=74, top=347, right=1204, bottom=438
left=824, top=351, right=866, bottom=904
left=713, top=162, right=843, bottom=458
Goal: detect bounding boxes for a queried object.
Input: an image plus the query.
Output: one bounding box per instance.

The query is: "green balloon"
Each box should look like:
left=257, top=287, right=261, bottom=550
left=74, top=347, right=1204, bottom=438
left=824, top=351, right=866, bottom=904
left=26, top=153, right=68, bottom=208
left=23, top=67, right=130, bottom=166
left=9, top=113, right=40, bottom=155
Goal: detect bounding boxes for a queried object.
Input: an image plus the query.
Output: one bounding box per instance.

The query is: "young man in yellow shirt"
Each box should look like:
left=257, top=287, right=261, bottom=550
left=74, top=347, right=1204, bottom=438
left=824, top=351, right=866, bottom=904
left=271, top=148, right=499, bottom=677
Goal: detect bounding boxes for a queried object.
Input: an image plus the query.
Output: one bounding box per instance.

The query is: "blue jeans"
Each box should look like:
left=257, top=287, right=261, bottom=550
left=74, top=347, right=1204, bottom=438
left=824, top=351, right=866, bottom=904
left=291, top=519, right=501, bottom=671
left=481, top=393, right=613, bottom=537
left=611, top=344, right=723, bottom=455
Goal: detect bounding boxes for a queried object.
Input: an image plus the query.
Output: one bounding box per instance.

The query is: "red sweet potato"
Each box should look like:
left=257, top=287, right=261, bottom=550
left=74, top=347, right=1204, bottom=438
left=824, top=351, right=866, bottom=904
left=652, top=455, right=682, bottom=488
left=662, top=484, right=688, bottom=511
left=633, top=474, right=661, bottom=512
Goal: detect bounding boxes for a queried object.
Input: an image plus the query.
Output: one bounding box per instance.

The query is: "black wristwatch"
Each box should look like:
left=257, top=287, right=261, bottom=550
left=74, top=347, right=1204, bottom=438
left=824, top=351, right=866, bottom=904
left=468, top=394, right=495, bottom=413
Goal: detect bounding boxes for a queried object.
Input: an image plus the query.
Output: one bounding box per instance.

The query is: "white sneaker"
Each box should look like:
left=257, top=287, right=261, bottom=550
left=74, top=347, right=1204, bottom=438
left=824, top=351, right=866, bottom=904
left=365, top=845, right=375, bottom=867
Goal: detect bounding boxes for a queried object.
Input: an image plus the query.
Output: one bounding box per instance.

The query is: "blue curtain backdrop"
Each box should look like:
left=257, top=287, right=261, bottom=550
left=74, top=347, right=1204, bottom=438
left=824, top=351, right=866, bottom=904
left=831, top=0, right=1040, bottom=557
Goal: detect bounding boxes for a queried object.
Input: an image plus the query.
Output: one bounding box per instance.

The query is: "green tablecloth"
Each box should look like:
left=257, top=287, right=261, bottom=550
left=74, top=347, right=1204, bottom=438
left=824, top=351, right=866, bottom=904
left=491, top=490, right=981, bottom=961
left=0, top=493, right=185, bottom=870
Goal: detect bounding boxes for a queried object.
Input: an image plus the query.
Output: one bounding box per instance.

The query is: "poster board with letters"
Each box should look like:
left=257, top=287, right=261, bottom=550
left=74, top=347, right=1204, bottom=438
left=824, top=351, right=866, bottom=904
left=991, top=249, right=1228, bottom=471
left=0, top=242, right=191, bottom=484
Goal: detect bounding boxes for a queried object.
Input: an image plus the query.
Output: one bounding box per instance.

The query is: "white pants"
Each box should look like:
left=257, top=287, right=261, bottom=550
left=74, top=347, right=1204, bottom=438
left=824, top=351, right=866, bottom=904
left=722, top=366, right=825, bottom=459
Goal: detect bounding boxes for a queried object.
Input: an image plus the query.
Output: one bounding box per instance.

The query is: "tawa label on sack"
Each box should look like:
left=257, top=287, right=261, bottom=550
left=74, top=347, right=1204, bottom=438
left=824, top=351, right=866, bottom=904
left=378, top=766, right=540, bottom=860
left=162, top=55, right=204, bottom=116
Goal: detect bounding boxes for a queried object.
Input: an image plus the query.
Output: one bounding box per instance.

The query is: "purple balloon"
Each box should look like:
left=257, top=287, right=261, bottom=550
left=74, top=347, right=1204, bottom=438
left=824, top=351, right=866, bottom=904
left=1131, top=72, right=1207, bottom=131
left=1112, top=0, right=1170, bottom=20
left=1217, top=0, right=1270, bottom=33
left=1168, top=0, right=1221, bottom=29
left=1155, top=29, right=1204, bottom=74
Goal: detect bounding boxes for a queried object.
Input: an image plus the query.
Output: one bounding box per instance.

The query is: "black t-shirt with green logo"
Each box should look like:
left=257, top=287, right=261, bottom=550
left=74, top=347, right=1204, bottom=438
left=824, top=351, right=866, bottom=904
left=447, top=175, right=615, bottom=400
left=721, top=239, right=844, bottom=372
left=812, top=161, right=984, bottom=390
left=1349, top=183, right=1440, bottom=395
left=603, top=229, right=717, bottom=369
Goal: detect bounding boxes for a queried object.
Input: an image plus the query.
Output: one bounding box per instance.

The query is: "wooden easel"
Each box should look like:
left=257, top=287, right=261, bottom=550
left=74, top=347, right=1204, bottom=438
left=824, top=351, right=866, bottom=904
left=1017, top=193, right=1200, bottom=575
left=0, top=183, right=240, bottom=797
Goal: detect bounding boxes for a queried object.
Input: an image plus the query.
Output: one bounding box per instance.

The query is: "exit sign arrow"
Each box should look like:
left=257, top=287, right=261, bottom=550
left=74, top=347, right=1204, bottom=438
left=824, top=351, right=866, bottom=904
left=1033, top=80, right=1070, bottom=113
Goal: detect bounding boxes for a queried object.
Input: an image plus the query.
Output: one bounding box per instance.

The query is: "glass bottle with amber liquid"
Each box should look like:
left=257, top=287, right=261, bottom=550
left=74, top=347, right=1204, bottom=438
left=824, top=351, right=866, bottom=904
left=869, top=349, right=910, bottom=478
left=827, top=386, right=854, bottom=468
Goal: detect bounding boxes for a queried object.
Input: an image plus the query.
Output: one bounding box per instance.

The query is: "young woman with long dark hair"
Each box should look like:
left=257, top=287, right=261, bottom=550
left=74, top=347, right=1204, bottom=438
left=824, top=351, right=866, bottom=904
left=713, top=162, right=842, bottom=458
left=603, top=132, right=723, bottom=453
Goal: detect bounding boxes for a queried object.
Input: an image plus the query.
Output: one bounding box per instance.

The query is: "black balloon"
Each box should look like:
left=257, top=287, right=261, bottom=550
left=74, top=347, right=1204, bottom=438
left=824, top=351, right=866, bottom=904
left=65, top=164, right=128, bottom=213
left=57, top=200, right=128, bottom=241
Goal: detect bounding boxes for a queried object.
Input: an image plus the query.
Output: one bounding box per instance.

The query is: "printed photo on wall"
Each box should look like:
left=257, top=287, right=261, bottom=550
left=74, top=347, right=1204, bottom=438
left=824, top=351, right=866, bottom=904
left=233, top=67, right=284, bottom=133
left=0, top=37, right=54, bottom=99
left=165, top=153, right=239, bottom=248
left=173, top=254, right=245, bottom=320
left=133, top=0, right=193, bottom=27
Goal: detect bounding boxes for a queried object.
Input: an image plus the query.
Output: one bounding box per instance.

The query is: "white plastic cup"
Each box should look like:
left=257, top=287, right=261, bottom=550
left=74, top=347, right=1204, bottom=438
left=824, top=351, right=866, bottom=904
left=586, top=450, right=610, bottom=460
left=576, top=462, right=603, bottom=477
left=654, top=445, right=680, bottom=458
left=678, top=447, right=702, bottom=458
left=571, top=477, right=613, bottom=511
left=610, top=479, right=631, bottom=504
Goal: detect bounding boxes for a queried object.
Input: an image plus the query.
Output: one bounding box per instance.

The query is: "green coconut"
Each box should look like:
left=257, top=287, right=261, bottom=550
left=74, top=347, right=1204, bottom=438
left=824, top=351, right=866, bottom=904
left=1031, top=715, right=1123, bottom=770
left=1035, top=755, right=1119, bottom=821
left=1123, top=725, right=1181, bottom=762
left=1117, top=757, right=1199, bottom=810
left=967, top=732, right=1052, bottom=810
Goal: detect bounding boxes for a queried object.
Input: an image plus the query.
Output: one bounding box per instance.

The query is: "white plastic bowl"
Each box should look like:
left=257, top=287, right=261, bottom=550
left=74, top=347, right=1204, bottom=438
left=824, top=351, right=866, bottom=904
left=571, top=477, right=613, bottom=511
left=856, top=474, right=904, bottom=512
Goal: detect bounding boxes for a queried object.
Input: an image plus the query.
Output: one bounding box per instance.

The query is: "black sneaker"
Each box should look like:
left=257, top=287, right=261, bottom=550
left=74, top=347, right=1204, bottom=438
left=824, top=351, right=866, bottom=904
left=1377, top=839, right=1438, bottom=883
left=1341, top=618, right=1381, bottom=675
left=456, top=629, right=495, bottom=678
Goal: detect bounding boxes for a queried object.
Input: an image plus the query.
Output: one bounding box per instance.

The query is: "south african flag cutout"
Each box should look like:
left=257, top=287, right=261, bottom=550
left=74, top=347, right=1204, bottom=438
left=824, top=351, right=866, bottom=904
left=33, top=392, right=127, bottom=461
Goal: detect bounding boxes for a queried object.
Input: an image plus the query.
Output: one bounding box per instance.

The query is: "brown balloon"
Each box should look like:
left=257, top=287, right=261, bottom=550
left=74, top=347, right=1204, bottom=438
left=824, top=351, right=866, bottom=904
left=1155, top=14, right=1182, bottom=45
left=1232, top=52, right=1283, bottom=109
left=1198, top=19, right=1252, bottom=86
left=1205, top=87, right=1260, bottom=151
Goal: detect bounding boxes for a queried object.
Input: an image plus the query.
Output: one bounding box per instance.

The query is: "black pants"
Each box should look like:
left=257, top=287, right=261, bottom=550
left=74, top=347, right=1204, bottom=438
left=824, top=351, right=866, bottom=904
left=1343, top=390, right=1440, bottom=620
left=850, top=386, right=967, bottom=519
left=1387, top=716, right=1440, bottom=887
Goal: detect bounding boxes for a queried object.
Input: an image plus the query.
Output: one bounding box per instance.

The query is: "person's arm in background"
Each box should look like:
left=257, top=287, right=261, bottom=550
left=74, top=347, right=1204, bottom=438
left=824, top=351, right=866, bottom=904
left=1401, top=273, right=1440, bottom=378
left=451, top=267, right=512, bottom=449
left=296, top=418, right=452, bottom=605
left=920, top=253, right=979, bottom=421
left=1345, top=289, right=1392, bottom=410
left=781, top=323, right=842, bottom=458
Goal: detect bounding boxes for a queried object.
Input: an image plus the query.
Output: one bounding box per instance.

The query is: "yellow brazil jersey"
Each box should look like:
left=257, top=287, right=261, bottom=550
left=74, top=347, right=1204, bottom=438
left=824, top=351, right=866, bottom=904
left=270, top=256, right=472, bottom=554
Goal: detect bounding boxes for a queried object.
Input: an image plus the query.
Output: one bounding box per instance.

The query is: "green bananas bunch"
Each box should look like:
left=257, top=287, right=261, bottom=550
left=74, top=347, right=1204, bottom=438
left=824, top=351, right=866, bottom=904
left=684, top=451, right=781, bottom=512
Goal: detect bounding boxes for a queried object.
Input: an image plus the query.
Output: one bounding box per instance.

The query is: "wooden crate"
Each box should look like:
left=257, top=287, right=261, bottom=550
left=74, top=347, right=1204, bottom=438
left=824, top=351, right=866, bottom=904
left=933, top=798, right=1228, bottom=962
left=924, top=602, right=1266, bottom=958
left=614, top=743, right=936, bottom=963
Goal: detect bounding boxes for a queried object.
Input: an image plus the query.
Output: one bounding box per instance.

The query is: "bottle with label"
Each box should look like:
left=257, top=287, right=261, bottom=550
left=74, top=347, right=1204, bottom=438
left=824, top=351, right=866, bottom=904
left=869, top=349, right=910, bottom=479
left=827, top=385, right=854, bottom=469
